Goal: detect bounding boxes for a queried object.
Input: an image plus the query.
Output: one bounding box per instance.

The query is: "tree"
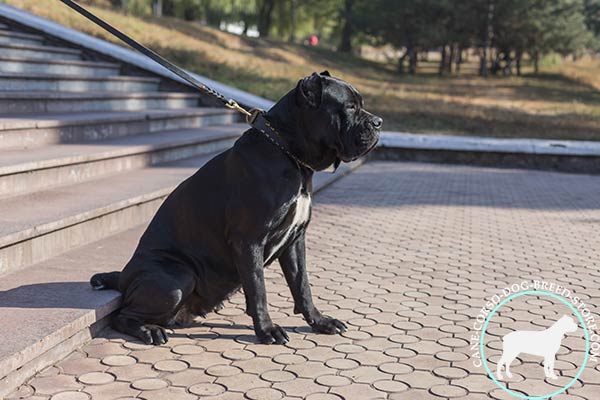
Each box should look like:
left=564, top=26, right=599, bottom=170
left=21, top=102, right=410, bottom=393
left=355, top=0, right=442, bottom=74
left=338, top=0, right=353, bottom=53
left=257, top=0, right=276, bottom=37
left=152, top=0, right=162, bottom=16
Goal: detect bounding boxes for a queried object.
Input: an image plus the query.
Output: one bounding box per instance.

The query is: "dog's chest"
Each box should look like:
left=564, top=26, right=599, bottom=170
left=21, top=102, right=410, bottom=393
left=265, top=193, right=311, bottom=262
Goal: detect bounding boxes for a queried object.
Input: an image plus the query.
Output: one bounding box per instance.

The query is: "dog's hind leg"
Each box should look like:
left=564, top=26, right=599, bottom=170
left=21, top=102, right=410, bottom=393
left=113, top=269, right=195, bottom=345
left=499, top=351, right=517, bottom=379
left=496, top=356, right=505, bottom=380
left=504, top=356, right=514, bottom=379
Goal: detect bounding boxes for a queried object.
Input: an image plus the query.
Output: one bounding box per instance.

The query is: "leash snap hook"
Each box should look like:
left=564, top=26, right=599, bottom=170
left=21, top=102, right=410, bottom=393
left=225, top=99, right=252, bottom=117
left=246, top=108, right=264, bottom=125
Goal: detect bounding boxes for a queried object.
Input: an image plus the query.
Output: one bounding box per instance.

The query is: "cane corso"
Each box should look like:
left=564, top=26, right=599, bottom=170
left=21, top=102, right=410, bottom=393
left=91, top=71, right=382, bottom=345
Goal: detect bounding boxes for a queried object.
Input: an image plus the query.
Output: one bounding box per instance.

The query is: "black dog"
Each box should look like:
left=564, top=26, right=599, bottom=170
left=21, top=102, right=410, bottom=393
left=91, top=71, right=382, bottom=345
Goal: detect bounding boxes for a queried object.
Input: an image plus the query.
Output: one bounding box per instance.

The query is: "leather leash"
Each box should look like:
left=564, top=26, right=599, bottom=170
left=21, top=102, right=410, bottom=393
left=58, top=0, right=315, bottom=171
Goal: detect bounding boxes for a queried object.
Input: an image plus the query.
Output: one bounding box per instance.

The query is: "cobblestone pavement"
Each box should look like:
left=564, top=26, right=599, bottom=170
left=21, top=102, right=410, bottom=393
left=9, top=161, right=600, bottom=400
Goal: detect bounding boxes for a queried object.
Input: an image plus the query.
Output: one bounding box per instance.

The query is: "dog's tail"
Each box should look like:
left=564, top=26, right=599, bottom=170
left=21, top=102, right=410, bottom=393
left=90, top=271, right=121, bottom=291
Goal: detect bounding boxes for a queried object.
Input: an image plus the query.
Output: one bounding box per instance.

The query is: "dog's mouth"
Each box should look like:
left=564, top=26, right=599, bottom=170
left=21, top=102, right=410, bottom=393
left=348, top=131, right=380, bottom=161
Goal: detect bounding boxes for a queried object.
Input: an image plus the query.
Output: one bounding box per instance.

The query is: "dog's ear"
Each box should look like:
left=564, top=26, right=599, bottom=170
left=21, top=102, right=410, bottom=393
left=297, top=72, right=323, bottom=109
left=320, top=70, right=331, bottom=77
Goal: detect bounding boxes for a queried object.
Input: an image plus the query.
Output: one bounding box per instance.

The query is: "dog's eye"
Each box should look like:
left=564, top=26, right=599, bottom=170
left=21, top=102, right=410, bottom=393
left=346, top=104, right=357, bottom=111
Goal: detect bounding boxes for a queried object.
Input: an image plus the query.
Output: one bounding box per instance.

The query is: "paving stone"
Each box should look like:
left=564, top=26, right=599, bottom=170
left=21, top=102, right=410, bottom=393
left=304, top=394, right=343, bottom=400
left=284, top=361, right=335, bottom=379
left=340, top=365, right=390, bottom=384
left=129, top=346, right=175, bottom=363
left=50, top=392, right=90, bottom=400
left=272, top=353, right=308, bottom=365
left=82, top=381, right=140, bottom=400
left=139, top=386, right=196, bottom=400
left=324, top=357, right=359, bottom=370
left=6, top=384, right=34, bottom=399
left=244, top=388, right=284, bottom=400
left=331, top=382, right=387, bottom=399
left=314, top=374, right=352, bottom=387
left=57, top=357, right=106, bottom=376
left=108, top=363, right=159, bottom=381
left=165, top=368, right=213, bottom=387
left=83, top=342, right=128, bottom=358
left=100, top=355, right=136, bottom=367
left=273, top=377, right=329, bottom=398
left=153, top=359, right=189, bottom=372
left=259, top=370, right=296, bottom=383
left=77, top=372, right=115, bottom=385
left=130, top=378, right=168, bottom=391
left=188, top=382, right=226, bottom=396
left=30, top=375, right=82, bottom=395
left=372, top=379, right=410, bottom=393
left=171, top=344, right=205, bottom=355
left=217, top=372, right=270, bottom=391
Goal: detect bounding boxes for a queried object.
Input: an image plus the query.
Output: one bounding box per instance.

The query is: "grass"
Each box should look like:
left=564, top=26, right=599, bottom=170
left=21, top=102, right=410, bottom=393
left=4, top=0, right=600, bottom=140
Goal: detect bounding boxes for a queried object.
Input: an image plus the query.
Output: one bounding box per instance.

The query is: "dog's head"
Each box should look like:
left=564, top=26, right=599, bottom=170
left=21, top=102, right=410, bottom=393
left=556, top=315, right=578, bottom=333
left=294, top=71, right=382, bottom=169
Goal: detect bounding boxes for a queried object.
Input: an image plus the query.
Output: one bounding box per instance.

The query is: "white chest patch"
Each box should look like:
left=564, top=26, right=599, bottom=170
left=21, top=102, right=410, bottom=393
left=265, top=193, right=311, bottom=261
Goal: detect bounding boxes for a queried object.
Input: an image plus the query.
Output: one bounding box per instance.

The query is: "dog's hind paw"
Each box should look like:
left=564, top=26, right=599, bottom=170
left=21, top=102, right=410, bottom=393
left=138, top=324, right=169, bottom=345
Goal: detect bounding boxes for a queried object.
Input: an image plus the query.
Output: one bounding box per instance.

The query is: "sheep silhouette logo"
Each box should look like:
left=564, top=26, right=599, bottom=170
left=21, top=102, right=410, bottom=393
left=496, top=315, right=578, bottom=380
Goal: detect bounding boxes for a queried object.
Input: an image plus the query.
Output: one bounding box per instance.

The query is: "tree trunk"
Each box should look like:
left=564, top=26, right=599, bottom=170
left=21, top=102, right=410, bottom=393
left=533, top=51, right=539, bottom=75
left=409, top=49, right=418, bottom=74
left=456, top=47, right=463, bottom=73
left=398, top=49, right=409, bottom=74
left=257, top=0, right=276, bottom=38
left=289, top=0, right=297, bottom=42
left=152, top=0, right=162, bottom=16
left=447, top=44, right=455, bottom=73
left=480, top=0, right=494, bottom=76
left=439, top=45, right=447, bottom=75
left=338, top=0, right=353, bottom=53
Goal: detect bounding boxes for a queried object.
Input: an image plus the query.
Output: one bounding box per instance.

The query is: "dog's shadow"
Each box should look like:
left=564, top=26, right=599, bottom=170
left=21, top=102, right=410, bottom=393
left=0, top=281, right=120, bottom=310
left=97, top=321, right=308, bottom=344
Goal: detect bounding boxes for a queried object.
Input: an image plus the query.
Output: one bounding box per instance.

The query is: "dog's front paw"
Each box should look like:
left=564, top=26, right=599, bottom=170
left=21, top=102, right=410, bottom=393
left=310, top=316, right=347, bottom=335
left=256, top=323, right=289, bottom=345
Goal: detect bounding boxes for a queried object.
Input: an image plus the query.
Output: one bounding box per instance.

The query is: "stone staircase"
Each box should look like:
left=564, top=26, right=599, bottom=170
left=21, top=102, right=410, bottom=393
left=0, top=11, right=359, bottom=395
left=0, top=14, right=244, bottom=394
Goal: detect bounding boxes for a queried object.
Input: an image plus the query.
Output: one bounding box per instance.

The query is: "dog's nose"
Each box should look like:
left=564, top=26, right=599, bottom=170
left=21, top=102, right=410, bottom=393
left=371, top=116, right=383, bottom=129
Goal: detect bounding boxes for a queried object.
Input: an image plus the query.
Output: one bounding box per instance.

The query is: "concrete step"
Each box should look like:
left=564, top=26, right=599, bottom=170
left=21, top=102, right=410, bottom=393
left=0, top=159, right=362, bottom=396
left=0, top=30, right=44, bottom=46
left=0, top=42, right=81, bottom=61
left=0, top=150, right=226, bottom=277
left=0, top=57, right=119, bottom=77
left=0, top=72, right=160, bottom=93
left=0, top=108, right=238, bottom=149
left=0, top=123, right=244, bottom=199
left=0, top=91, right=201, bottom=113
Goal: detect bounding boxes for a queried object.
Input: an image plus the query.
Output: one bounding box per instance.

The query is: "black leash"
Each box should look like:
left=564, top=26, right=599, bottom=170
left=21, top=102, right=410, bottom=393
left=58, top=0, right=315, bottom=171
left=58, top=0, right=251, bottom=117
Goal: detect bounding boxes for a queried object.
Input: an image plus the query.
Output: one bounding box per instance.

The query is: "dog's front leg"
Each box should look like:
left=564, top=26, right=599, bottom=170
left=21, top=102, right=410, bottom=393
left=279, top=233, right=347, bottom=335
left=232, top=240, right=289, bottom=344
